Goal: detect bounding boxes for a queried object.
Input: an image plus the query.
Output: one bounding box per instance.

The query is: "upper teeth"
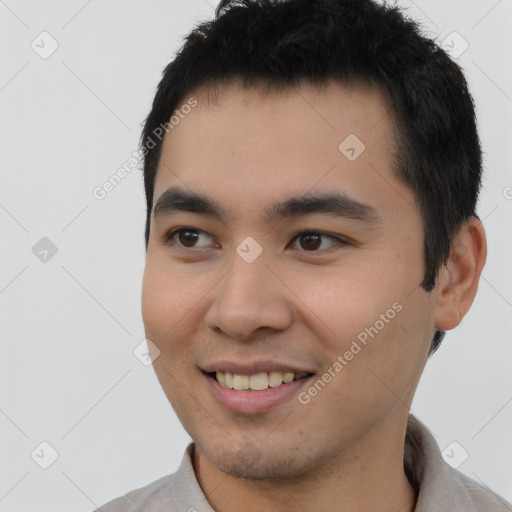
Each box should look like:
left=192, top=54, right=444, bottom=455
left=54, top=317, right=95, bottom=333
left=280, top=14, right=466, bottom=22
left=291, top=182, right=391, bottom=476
left=215, top=371, right=308, bottom=391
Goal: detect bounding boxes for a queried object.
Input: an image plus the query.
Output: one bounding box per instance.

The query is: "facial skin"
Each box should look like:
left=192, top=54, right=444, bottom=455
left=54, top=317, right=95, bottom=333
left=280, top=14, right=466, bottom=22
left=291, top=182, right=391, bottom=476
left=141, top=79, right=486, bottom=512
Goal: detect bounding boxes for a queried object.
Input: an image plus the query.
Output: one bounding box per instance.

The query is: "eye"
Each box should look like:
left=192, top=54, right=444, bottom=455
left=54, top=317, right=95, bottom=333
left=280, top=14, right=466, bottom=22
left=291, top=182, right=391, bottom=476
left=289, top=231, right=345, bottom=251
left=165, top=227, right=217, bottom=249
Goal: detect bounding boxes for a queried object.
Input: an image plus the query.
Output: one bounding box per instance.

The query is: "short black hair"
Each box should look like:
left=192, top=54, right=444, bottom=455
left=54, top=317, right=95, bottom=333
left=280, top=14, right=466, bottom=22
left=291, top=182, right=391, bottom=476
left=140, top=0, right=482, bottom=354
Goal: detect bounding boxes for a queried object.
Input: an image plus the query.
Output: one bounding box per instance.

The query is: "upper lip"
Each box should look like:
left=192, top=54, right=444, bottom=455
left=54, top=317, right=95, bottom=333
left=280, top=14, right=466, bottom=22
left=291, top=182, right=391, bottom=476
left=201, top=360, right=315, bottom=375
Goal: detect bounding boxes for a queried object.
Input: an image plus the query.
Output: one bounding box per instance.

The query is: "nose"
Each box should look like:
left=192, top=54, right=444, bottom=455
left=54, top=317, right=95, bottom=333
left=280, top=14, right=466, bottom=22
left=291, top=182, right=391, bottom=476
left=204, top=253, right=293, bottom=341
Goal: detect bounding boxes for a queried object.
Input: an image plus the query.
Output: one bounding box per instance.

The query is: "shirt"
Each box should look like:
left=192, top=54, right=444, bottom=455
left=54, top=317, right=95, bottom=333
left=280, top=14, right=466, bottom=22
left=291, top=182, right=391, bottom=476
left=94, top=414, right=512, bottom=511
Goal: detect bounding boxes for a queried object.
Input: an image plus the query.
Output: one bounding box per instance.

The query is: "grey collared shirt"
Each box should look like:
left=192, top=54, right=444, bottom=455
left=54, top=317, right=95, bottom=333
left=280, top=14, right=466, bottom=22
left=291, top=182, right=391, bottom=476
left=94, top=415, right=512, bottom=511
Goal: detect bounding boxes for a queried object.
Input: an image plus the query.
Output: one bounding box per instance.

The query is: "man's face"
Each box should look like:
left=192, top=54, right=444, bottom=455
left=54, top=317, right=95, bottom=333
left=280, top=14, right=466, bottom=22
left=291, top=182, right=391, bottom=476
left=142, top=80, right=437, bottom=479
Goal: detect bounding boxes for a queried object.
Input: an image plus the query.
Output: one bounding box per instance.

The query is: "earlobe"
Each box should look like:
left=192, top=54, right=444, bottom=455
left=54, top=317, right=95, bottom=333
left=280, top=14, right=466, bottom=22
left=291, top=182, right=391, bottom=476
left=432, top=217, right=487, bottom=331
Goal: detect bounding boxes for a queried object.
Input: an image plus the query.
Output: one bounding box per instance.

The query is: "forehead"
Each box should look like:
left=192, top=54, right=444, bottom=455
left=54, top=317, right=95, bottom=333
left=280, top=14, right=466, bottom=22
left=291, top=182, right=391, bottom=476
left=173, top=78, right=395, bottom=153
left=153, top=78, right=415, bottom=222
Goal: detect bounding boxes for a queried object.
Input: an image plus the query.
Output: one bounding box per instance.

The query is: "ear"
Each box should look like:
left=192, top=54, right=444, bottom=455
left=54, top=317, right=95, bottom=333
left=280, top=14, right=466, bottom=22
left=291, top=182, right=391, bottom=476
left=432, top=216, right=487, bottom=330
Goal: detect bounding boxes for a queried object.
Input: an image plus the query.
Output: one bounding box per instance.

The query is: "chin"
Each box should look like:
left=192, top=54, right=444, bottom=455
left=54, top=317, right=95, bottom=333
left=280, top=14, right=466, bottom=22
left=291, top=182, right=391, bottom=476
left=198, top=438, right=317, bottom=481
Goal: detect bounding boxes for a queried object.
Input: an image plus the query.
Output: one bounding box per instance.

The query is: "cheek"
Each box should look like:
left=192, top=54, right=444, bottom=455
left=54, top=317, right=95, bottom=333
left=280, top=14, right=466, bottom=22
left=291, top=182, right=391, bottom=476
left=141, top=261, right=198, bottom=400
left=141, top=257, right=192, bottom=360
left=288, top=261, right=403, bottom=348
left=141, top=263, right=172, bottom=339
left=291, top=249, right=430, bottom=376
left=141, top=256, right=202, bottom=336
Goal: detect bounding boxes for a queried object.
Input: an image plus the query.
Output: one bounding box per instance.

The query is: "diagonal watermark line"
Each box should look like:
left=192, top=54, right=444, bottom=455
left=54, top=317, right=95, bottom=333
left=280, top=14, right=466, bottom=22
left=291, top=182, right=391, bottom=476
left=61, top=0, right=93, bottom=29
left=408, top=409, right=439, bottom=439
left=61, top=265, right=131, bottom=335
left=397, top=493, right=418, bottom=512
left=60, top=204, right=89, bottom=233
left=481, top=204, right=499, bottom=223
left=61, top=61, right=132, bottom=130
left=0, top=265, right=28, bottom=295
left=368, top=162, right=416, bottom=212
left=294, top=88, right=337, bottom=131
left=405, top=282, right=422, bottom=299
left=303, top=163, right=337, bottom=195
left=120, top=494, right=135, bottom=507
left=0, top=203, right=29, bottom=232
left=0, top=408, right=29, bottom=439
left=471, top=395, right=512, bottom=440
left=456, top=231, right=512, bottom=313
left=0, top=62, right=29, bottom=92
left=160, top=365, right=233, bottom=438
left=61, top=470, right=102, bottom=510
left=0, top=472, right=29, bottom=502
left=200, top=471, right=231, bottom=508
left=471, top=0, right=503, bottom=30
left=0, top=0, right=29, bottom=28
left=399, top=469, right=443, bottom=510
left=61, top=369, right=131, bottom=439
left=201, top=0, right=216, bottom=11
left=265, top=266, right=336, bottom=335
left=281, top=486, right=310, bottom=512
left=472, top=61, right=512, bottom=106
left=369, top=105, right=394, bottom=132
left=408, top=0, right=438, bottom=29
left=367, top=366, right=411, bottom=413
left=479, top=272, right=512, bottom=310
left=470, top=471, right=512, bottom=509
left=263, top=409, right=295, bottom=440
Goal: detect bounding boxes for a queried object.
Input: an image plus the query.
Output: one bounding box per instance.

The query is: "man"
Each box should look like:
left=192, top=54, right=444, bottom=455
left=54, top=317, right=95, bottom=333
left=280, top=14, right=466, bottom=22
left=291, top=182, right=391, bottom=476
left=96, top=0, right=511, bottom=510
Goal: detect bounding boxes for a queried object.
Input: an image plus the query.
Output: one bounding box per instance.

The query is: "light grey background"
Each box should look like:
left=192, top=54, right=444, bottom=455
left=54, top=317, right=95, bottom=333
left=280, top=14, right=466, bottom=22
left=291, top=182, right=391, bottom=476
left=0, top=1, right=511, bottom=510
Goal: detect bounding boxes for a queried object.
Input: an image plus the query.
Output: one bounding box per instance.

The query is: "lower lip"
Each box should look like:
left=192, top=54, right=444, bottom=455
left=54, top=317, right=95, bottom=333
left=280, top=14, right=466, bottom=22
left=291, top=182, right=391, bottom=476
left=204, top=373, right=313, bottom=415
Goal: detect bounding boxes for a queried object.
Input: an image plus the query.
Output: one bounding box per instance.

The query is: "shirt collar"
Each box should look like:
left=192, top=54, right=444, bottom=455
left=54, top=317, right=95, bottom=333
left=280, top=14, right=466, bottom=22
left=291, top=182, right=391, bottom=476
left=170, top=414, right=480, bottom=512
left=404, top=414, right=479, bottom=511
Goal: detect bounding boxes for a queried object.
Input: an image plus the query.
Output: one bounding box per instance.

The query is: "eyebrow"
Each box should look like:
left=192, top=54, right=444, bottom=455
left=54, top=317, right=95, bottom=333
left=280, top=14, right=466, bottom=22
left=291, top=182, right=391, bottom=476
left=153, top=185, right=381, bottom=225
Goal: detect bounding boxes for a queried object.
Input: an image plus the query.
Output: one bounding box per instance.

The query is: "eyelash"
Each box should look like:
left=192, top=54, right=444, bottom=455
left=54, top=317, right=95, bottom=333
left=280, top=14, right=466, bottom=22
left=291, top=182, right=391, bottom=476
left=163, top=227, right=348, bottom=253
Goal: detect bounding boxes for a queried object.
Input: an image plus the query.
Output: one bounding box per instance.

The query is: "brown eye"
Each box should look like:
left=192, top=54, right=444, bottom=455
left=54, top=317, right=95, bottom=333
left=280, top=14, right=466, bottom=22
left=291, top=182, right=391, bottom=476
left=300, top=233, right=322, bottom=250
left=165, top=228, right=216, bottom=249
left=178, top=230, right=199, bottom=247
left=290, top=231, right=343, bottom=252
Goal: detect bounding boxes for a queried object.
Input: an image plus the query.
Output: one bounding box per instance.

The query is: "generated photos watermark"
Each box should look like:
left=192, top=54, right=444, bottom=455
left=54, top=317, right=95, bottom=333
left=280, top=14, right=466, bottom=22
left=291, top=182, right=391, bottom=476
left=92, top=97, right=198, bottom=200
left=298, top=301, right=403, bottom=405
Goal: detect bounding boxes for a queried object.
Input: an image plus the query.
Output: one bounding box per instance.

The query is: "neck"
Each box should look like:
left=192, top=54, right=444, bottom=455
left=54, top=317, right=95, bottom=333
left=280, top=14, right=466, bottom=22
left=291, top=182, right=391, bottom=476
left=193, top=415, right=417, bottom=512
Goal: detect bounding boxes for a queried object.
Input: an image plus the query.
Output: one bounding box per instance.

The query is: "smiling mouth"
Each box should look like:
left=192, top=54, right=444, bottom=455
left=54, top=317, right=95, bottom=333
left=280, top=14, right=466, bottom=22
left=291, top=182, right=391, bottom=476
left=205, top=371, right=314, bottom=391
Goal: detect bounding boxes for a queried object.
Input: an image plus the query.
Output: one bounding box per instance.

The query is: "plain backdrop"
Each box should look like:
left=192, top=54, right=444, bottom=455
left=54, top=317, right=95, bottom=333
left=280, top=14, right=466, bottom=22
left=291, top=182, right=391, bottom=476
left=1, top=1, right=511, bottom=510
